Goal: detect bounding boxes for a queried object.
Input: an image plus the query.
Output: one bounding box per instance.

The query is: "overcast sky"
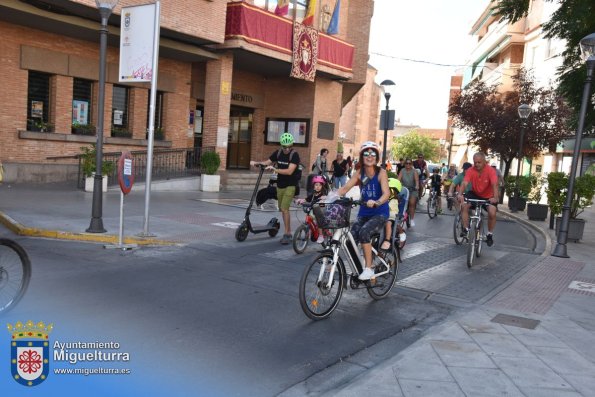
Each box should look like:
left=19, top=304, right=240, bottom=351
left=368, top=0, right=492, bottom=129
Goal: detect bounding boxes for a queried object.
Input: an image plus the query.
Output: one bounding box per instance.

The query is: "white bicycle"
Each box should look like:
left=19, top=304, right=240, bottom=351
left=298, top=198, right=398, bottom=320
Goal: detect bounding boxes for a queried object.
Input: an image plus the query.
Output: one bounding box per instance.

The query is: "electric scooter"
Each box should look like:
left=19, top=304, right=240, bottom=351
left=235, top=164, right=280, bottom=241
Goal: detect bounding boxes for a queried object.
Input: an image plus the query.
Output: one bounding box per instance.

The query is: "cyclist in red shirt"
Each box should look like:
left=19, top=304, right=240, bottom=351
left=459, top=152, right=499, bottom=247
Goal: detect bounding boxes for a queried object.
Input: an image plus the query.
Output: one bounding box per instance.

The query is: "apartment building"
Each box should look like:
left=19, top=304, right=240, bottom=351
left=445, top=0, right=593, bottom=176
left=0, top=0, right=374, bottom=184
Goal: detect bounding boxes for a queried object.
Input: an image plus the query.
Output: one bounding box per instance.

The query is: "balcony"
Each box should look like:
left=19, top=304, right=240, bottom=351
left=223, top=1, right=354, bottom=79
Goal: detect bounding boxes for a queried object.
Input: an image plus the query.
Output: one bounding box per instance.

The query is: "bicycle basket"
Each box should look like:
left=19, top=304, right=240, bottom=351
left=312, top=202, right=351, bottom=229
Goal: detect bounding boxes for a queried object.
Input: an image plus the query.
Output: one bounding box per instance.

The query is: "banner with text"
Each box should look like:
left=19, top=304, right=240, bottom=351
left=119, top=4, right=157, bottom=82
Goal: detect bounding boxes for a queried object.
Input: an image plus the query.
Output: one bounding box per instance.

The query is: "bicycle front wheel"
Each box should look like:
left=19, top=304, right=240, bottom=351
left=0, top=239, right=31, bottom=313
left=466, top=221, right=477, bottom=268
left=299, top=253, right=345, bottom=320
left=292, top=224, right=311, bottom=254
left=367, top=249, right=398, bottom=300
left=427, top=195, right=437, bottom=219
left=476, top=220, right=484, bottom=257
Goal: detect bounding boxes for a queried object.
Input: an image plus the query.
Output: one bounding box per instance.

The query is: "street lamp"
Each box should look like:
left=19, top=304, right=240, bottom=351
left=87, top=0, right=119, bottom=233
left=552, top=32, right=595, bottom=258
left=447, top=127, right=454, bottom=167
left=511, top=103, right=532, bottom=213
left=380, top=79, right=396, bottom=167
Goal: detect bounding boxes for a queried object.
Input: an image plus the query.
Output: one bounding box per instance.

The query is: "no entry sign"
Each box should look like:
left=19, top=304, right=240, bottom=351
left=117, top=151, right=134, bottom=195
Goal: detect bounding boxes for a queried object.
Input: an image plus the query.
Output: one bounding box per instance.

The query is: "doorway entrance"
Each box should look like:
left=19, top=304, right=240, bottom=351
left=227, top=107, right=253, bottom=169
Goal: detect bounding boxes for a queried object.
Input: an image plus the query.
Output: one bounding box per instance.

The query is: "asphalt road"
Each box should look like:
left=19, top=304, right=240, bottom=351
left=0, top=203, right=542, bottom=396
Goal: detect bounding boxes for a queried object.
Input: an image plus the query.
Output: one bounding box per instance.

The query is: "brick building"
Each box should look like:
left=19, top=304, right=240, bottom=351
left=0, top=0, right=374, bottom=184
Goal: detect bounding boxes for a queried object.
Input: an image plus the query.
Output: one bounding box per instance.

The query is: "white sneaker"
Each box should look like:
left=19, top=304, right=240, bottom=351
left=316, top=235, right=324, bottom=243
left=358, top=267, right=375, bottom=281
left=410, top=219, right=416, bottom=227
left=399, top=232, right=406, bottom=242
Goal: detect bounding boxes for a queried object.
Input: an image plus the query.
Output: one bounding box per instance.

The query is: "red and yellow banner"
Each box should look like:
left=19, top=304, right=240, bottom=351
left=302, top=0, right=316, bottom=26
left=290, top=23, right=319, bottom=82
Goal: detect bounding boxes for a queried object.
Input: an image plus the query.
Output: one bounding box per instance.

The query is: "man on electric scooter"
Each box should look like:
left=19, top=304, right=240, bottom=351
left=250, top=132, right=301, bottom=245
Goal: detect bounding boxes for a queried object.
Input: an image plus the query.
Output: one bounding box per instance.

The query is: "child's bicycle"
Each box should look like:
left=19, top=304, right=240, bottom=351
left=298, top=198, right=398, bottom=321
left=292, top=203, right=328, bottom=254
left=0, top=238, right=31, bottom=313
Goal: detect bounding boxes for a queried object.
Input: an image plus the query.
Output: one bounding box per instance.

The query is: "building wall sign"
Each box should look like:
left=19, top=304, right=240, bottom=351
left=230, top=91, right=263, bottom=108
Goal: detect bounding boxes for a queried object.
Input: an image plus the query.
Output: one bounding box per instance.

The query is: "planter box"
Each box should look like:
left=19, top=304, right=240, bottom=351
left=200, top=174, right=220, bottom=192
left=555, top=217, right=586, bottom=242
left=527, top=203, right=548, bottom=221
left=85, top=175, right=108, bottom=193
left=508, top=197, right=527, bottom=211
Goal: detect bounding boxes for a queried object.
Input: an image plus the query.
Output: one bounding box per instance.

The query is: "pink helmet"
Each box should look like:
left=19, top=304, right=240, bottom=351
left=311, top=175, right=325, bottom=185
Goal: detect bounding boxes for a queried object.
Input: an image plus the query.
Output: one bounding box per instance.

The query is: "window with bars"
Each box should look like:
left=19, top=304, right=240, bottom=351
left=146, top=90, right=164, bottom=140
left=27, top=71, right=52, bottom=131
left=72, top=78, right=93, bottom=134
left=112, top=85, right=130, bottom=137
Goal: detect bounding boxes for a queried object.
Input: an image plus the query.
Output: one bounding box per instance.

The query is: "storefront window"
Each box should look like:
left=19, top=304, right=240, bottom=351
left=27, top=71, right=51, bottom=131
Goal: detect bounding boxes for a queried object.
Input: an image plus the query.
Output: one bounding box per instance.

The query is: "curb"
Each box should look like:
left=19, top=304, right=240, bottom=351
left=0, top=211, right=176, bottom=246
left=498, top=209, right=552, bottom=257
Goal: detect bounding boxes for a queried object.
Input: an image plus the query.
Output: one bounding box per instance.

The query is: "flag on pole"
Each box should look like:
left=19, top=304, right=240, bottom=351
left=302, top=0, right=316, bottom=26
left=326, top=0, right=340, bottom=35
left=275, top=0, right=289, bottom=16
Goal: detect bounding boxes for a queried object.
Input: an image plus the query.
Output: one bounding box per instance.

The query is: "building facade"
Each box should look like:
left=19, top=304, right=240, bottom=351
left=0, top=0, right=374, bottom=184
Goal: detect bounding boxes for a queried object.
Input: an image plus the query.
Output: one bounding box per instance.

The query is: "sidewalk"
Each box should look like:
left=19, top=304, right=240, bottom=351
left=321, top=204, right=595, bottom=396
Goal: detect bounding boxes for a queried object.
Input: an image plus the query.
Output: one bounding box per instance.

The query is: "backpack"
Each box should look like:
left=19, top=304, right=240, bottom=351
left=276, top=149, right=303, bottom=196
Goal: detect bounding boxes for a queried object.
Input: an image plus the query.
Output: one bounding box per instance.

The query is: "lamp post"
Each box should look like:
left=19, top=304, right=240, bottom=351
left=552, top=32, right=595, bottom=258
left=87, top=0, right=119, bottom=233
left=380, top=79, right=396, bottom=167
left=447, top=128, right=454, bottom=167
left=511, top=104, right=532, bottom=213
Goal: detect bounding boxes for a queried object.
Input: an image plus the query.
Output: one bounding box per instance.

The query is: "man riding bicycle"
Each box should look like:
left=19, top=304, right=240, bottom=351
left=412, top=153, right=428, bottom=197
left=458, top=153, right=499, bottom=247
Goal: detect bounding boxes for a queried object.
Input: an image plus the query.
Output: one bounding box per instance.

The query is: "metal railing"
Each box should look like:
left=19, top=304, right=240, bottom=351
left=74, top=147, right=213, bottom=188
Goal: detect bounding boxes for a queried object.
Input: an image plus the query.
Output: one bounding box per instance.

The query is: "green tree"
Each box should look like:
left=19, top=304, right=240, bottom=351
left=494, top=0, right=595, bottom=131
left=448, top=68, right=571, bottom=178
left=391, top=131, right=440, bottom=162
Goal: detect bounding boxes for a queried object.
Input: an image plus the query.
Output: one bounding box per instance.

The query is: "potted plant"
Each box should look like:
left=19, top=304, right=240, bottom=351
left=111, top=127, right=132, bottom=138
left=526, top=173, right=548, bottom=221
left=199, top=150, right=221, bottom=192
left=505, top=174, right=532, bottom=211
left=80, top=145, right=115, bottom=192
left=27, top=119, right=54, bottom=132
left=546, top=172, right=595, bottom=241
left=154, top=127, right=165, bottom=141
left=72, top=123, right=96, bottom=135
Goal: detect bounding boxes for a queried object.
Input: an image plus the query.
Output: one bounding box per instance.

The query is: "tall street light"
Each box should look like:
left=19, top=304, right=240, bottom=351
left=552, top=32, right=595, bottom=258
left=380, top=79, right=396, bottom=167
left=87, top=0, right=119, bottom=233
left=447, top=127, right=454, bottom=167
left=511, top=104, right=532, bottom=213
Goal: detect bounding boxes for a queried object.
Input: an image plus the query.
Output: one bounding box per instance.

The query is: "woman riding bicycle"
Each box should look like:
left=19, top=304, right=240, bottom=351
left=337, top=141, right=390, bottom=281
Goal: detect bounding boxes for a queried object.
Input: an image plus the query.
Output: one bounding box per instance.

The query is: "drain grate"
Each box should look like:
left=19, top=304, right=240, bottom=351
left=490, top=313, right=540, bottom=330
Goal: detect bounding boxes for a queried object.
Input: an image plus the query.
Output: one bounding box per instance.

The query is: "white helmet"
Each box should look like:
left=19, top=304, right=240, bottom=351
left=359, top=141, right=379, bottom=155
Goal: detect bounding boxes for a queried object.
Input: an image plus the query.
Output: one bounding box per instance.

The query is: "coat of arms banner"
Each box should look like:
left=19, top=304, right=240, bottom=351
left=290, top=23, right=319, bottom=82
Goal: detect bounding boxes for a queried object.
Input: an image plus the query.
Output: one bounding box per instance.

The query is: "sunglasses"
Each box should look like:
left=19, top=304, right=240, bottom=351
left=281, top=146, right=292, bottom=150
left=405, top=162, right=412, bottom=165
left=362, top=151, right=377, bottom=158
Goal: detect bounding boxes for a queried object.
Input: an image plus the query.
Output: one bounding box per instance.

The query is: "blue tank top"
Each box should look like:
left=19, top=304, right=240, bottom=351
left=359, top=169, right=389, bottom=218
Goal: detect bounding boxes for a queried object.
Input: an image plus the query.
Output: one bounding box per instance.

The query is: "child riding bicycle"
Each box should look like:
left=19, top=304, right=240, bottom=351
left=429, top=167, right=443, bottom=214
left=296, top=175, right=331, bottom=243
left=380, top=178, right=408, bottom=251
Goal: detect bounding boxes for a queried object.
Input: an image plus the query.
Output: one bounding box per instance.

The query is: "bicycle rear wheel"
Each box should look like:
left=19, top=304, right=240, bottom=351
left=0, top=239, right=31, bottom=313
left=453, top=213, right=464, bottom=245
left=367, top=249, right=398, bottom=300
left=299, top=253, right=345, bottom=320
left=292, top=224, right=311, bottom=254
left=466, top=221, right=477, bottom=268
